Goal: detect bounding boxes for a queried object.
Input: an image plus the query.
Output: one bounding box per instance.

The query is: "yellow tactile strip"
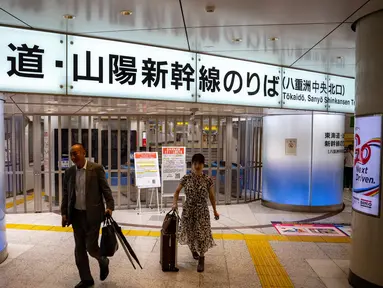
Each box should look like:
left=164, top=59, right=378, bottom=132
left=5, top=192, right=45, bottom=209
left=5, top=223, right=351, bottom=288
left=247, top=239, right=293, bottom=288
left=5, top=223, right=351, bottom=243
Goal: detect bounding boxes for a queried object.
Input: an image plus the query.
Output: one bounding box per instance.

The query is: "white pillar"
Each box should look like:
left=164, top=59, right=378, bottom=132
left=262, top=112, right=345, bottom=212
left=349, top=9, right=383, bottom=288
left=0, top=95, right=7, bottom=263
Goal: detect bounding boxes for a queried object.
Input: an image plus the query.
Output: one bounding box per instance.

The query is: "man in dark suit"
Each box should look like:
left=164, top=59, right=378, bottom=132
left=61, top=143, right=115, bottom=288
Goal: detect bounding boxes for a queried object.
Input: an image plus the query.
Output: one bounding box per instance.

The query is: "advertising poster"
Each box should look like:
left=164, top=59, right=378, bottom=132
left=285, top=138, right=297, bottom=155
left=134, top=152, right=161, bottom=188
left=272, top=223, right=345, bottom=237
left=352, top=115, right=382, bottom=217
left=162, top=147, right=186, bottom=180
left=335, top=225, right=352, bottom=237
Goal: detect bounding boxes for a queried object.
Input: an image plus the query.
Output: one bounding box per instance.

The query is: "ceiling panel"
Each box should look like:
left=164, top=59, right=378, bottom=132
left=4, top=103, right=19, bottom=114
left=13, top=103, right=82, bottom=114
left=0, top=0, right=183, bottom=33
left=292, top=48, right=355, bottom=67
left=347, top=0, right=383, bottom=23
left=2, top=92, right=266, bottom=116
left=84, top=28, right=188, bottom=50
left=206, top=48, right=308, bottom=67
left=182, top=0, right=367, bottom=27
left=188, top=24, right=336, bottom=52
left=293, top=63, right=356, bottom=78
left=315, top=23, right=355, bottom=49
left=0, top=8, right=28, bottom=27
left=8, top=93, right=92, bottom=105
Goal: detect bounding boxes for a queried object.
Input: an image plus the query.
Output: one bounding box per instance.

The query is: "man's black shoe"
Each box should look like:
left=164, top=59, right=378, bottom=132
left=100, top=257, right=110, bottom=281
left=74, top=280, right=94, bottom=288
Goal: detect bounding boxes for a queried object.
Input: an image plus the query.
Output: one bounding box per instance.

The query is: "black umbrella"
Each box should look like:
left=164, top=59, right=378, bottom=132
left=108, top=215, right=143, bottom=269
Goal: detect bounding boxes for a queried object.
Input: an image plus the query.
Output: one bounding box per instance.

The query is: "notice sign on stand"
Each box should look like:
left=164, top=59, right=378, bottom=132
left=352, top=115, right=382, bottom=217
left=162, top=147, right=186, bottom=181
left=134, top=152, right=161, bottom=188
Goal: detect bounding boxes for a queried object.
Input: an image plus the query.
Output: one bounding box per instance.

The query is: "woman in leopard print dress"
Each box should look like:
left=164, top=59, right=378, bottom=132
left=172, top=154, right=219, bottom=273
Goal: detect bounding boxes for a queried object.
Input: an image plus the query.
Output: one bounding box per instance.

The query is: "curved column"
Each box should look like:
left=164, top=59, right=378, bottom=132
left=349, top=9, right=383, bottom=288
left=262, top=112, right=344, bottom=212
left=0, top=94, right=7, bottom=264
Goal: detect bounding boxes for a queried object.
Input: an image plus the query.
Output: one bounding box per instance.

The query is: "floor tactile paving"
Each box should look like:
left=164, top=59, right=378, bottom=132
left=5, top=223, right=351, bottom=244
left=246, top=239, right=294, bottom=288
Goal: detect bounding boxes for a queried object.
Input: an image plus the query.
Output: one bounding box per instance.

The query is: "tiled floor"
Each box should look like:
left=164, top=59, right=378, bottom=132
left=1, top=195, right=353, bottom=288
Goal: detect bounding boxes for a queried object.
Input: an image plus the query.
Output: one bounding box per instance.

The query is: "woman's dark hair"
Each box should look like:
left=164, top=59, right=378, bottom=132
left=191, top=153, right=205, bottom=165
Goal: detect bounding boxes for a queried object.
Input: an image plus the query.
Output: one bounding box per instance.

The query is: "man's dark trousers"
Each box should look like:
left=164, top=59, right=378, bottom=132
left=72, top=209, right=103, bottom=282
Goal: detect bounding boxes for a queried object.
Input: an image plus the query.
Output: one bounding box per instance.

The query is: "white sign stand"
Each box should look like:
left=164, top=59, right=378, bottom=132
left=133, top=152, right=162, bottom=215
left=135, top=187, right=161, bottom=215
left=161, top=147, right=187, bottom=209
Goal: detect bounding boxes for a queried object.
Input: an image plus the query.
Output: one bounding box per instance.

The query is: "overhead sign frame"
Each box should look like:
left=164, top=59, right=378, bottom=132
left=0, top=26, right=356, bottom=114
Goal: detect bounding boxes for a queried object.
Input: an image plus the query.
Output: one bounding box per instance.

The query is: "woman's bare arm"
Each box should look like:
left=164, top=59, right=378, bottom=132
left=172, top=184, right=183, bottom=208
left=209, top=186, right=217, bottom=214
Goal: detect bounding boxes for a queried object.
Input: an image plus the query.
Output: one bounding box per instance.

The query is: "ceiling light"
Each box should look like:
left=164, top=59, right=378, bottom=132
left=269, top=37, right=279, bottom=41
left=47, top=100, right=58, bottom=104
left=106, top=108, right=115, bottom=111
left=120, top=10, right=133, bottom=16
left=98, top=111, right=107, bottom=114
left=63, top=14, right=75, bottom=20
left=205, top=6, right=215, bottom=13
left=117, top=103, right=128, bottom=107
left=232, top=38, right=242, bottom=43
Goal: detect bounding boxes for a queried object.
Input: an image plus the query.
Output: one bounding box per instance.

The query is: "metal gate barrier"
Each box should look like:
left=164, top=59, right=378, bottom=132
left=4, top=114, right=262, bottom=213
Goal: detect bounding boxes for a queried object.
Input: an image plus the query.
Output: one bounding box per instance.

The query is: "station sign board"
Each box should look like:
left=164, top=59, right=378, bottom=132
left=196, top=54, right=282, bottom=108
left=327, top=75, right=355, bottom=113
left=67, top=36, right=196, bottom=102
left=0, top=26, right=355, bottom=114
left=281, top=68, right=327, bottom=111
left=0, top=26, right=66, bottom=94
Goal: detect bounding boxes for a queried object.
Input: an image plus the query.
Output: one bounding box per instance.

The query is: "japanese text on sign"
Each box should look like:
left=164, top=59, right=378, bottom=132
left=0, top=26, right=355, bottom=113
left=67, top=36, right=196, bottom=102
left=134, top=152, right=161, bottom=188
left=324, top=132, right=345, bottom=154
left=162, top=147, right=186, bottom=181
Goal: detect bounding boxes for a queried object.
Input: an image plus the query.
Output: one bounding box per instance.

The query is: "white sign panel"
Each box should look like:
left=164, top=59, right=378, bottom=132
left=282, top=68, right=327, bottom=111
left=162, top=147, right=186, bottom=180
left=327, top=76, right=355, bottom=113
left=134, top=152, right=161, bottom=188
left=196, top=54, right=281, bottom=107
left=67, top=36, right=196, bottom=102
left=352, top=115, right=382, bottom=217
left=0, top=27, right=66, bottom=94
left=285, top=138, right=297, bottom=155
